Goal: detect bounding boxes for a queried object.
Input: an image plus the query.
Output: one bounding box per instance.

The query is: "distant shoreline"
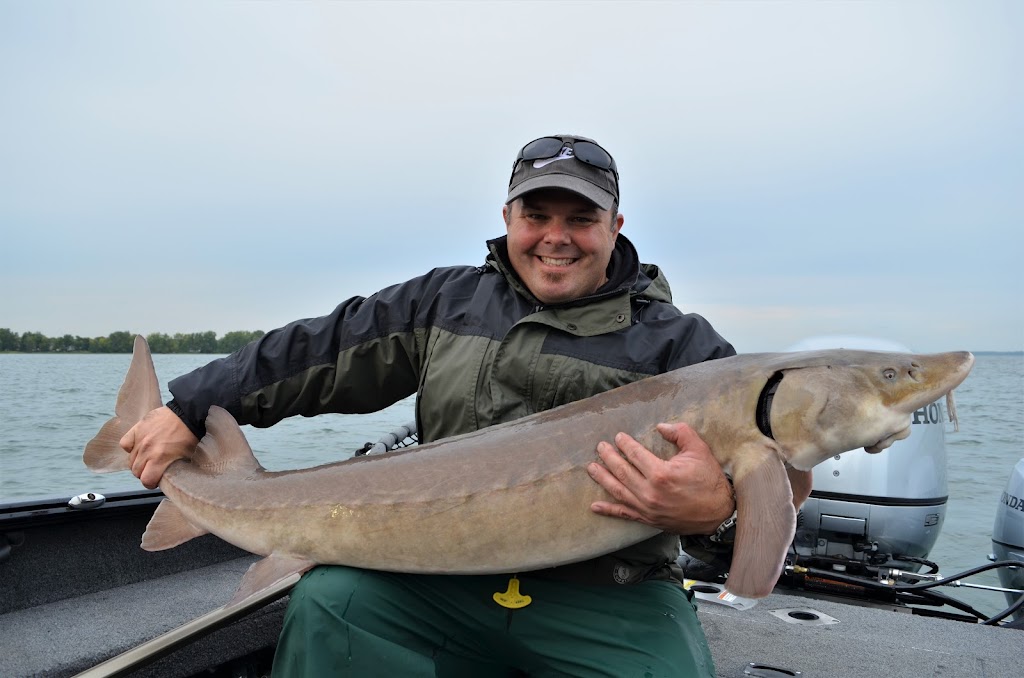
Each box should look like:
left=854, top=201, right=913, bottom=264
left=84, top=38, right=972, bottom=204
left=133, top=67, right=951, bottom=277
left=0, top=329, right=264, bottom=354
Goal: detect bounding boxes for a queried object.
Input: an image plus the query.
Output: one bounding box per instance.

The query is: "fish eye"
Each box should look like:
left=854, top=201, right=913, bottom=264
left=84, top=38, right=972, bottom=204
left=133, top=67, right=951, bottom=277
left=883, top=368, right=897, bottom=380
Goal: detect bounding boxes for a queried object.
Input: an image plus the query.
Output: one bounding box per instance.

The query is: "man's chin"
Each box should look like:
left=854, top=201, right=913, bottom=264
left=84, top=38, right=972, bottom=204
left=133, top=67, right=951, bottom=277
left=532, top=284, right=575, bottom=305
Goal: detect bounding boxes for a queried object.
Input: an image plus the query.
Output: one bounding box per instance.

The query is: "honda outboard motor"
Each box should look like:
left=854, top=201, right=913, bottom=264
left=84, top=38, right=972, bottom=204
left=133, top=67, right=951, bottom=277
left=991, top=458, right=1024, bottom=621
left=784, top=336, right=950, bottom=577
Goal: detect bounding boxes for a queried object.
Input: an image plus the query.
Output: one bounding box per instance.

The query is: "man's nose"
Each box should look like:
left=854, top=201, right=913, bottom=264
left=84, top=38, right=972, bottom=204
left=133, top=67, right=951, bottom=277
left=542, top=218, right=571, bottom=244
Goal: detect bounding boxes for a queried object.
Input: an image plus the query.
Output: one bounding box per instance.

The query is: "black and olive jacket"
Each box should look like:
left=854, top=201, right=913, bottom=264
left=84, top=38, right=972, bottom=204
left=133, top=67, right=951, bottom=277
left=167, top=234, right=736, bottom=585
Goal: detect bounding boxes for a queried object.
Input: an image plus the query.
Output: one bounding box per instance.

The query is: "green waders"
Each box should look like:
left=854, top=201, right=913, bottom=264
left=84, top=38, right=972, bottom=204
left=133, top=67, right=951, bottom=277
left=271, top=566, right=716, bottom=678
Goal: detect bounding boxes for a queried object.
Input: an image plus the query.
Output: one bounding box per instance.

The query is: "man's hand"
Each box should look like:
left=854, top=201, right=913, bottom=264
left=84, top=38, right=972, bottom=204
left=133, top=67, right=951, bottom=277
left=120, top=406, right=199, bottom=490
left=587, top=422, right=735, bottom=535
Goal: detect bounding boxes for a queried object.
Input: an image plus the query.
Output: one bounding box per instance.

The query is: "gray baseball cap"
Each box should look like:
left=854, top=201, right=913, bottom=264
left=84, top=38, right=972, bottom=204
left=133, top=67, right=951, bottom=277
left=506, top=135, right=620, bottom=211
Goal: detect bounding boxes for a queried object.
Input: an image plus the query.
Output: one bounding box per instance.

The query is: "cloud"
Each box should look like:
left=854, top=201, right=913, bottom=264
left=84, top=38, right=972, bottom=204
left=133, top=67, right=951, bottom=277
left=0, top=1, right=1020, bottom=351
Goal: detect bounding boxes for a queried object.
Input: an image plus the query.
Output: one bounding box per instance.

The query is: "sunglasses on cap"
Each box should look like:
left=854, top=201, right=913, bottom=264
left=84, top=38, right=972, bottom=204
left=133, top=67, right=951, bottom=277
left=513, top=137, right=619, bottom=178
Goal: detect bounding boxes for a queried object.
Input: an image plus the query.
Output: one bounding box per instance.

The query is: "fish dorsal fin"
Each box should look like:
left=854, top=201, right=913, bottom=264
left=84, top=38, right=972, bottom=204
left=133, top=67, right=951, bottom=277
left=84, top=335, right=163, bottom=473
left=226, top=554, right=316, bottom=609
left=726, top=443, right=796, bottom=599
left=141, top=499, right=210, bottom=551
left=190, top=406, right=263, bottom=475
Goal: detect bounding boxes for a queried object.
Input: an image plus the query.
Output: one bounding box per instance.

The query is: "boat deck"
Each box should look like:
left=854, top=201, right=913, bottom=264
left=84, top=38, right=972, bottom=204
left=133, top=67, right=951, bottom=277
left=2, top=552, right=1020, bottom=677
left=0, top=493, right=1019, bottom=677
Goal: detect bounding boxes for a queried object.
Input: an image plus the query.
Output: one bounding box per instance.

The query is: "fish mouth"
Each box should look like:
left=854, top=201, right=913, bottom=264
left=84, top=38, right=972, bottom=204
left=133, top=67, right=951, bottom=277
left=865, top=425, right=911, bottom=454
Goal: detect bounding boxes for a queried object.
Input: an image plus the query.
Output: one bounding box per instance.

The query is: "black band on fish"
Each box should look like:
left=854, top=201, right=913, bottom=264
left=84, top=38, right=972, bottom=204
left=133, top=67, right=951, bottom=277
left=756, top=371, right=784, bottom=440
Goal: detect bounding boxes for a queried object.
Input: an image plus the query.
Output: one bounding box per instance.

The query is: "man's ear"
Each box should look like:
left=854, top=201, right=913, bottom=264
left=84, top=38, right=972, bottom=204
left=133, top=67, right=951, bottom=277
left=612, top=212, right=624, bottom=237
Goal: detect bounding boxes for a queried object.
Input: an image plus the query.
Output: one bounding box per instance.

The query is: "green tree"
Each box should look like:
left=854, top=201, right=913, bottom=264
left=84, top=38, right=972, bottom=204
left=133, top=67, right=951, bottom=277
left=0, top=328, right=19, bottom=351
left=107, top=331, right=134, bottom=353
left=57, top=334, right=77, bottom=352
left=172, top=332, right=191, bottom=353
left=195, top=331, right=218, bottom=353
left=20, top=331, right=49, bottom=352
left=217, top=330, right=265, bottom=353
left=174, top=331, right=218, bottom=353
left=146, top=332, right=178, bottom=353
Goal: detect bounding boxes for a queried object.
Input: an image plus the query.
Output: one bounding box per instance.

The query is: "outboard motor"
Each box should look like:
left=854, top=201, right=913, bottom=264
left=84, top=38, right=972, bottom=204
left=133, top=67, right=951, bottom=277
left=991, top=458, right=1024, bottom=621
left=784, top=336, right=950, bottom=577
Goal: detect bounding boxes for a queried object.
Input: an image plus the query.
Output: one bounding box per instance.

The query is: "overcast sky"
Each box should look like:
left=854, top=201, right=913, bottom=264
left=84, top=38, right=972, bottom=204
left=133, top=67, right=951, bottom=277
left=1, top=1, right=1020, bottom=353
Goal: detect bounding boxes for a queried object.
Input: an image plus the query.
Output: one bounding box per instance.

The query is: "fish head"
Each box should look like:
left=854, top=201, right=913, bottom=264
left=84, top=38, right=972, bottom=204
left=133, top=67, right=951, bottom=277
left=766, top=350, right=974, bottom=471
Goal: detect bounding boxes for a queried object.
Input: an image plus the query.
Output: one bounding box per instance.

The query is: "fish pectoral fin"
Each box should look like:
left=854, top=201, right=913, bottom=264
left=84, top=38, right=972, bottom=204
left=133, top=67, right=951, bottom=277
left=786, top=466, right=813, bottom=511
left=141, top=499, right=210, bottom=551
left=726, top=444, right=796, bottom=599
left=226, top=554, right=315, bottom=609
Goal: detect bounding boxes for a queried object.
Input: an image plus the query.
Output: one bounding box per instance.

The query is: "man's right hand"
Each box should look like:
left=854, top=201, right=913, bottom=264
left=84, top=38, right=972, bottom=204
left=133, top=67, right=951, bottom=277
left=120, top=406, right=199, bottom=489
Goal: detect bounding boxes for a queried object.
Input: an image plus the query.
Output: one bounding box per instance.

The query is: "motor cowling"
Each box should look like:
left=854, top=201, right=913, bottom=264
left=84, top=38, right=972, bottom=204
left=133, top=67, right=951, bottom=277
left=991, top=457, right=1024, bottom=620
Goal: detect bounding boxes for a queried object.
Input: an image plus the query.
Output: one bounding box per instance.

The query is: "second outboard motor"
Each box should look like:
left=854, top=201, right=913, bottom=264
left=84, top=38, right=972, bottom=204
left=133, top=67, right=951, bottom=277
left=784, top=336, right=951, bottom=577
left=991, top=457, right=1024, bottom=621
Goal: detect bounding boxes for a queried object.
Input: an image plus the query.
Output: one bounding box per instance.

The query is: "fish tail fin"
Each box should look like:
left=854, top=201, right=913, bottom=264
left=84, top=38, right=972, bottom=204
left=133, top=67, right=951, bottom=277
left=726, top=445, right=796, bottom=599
left=83, top=335, right=163, bottom=473
left=190, top=406, right=263, bottom=475
left=142, top=499, right=210, bottom=551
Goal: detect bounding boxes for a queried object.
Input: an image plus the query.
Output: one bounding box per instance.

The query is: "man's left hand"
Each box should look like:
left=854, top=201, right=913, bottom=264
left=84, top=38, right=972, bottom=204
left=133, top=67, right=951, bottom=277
left=587, top=422, right=735, bottom=535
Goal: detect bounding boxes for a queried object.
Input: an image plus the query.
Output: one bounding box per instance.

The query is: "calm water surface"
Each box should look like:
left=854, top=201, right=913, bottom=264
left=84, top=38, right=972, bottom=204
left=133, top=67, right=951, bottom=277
left=1, top=352, right=1021, bottom=614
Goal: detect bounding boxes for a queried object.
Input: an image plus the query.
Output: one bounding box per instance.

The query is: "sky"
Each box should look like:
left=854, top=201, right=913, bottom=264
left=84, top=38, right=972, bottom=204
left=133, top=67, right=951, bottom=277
left=1, top=1, right=1020, bottom=354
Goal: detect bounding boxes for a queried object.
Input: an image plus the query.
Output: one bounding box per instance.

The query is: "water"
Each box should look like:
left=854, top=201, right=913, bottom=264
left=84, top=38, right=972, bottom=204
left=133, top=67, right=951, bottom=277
left=0, top=353, right=418, bottom=500
left=1, top=352, right=1021, bottom=616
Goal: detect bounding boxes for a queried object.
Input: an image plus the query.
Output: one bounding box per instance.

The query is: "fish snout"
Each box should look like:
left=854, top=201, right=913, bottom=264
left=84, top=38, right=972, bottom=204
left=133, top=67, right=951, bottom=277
left=907, top=361, right=922, bottom=383
left=933, top=351, right=976, bottom=391
left=913, top=351, right=974, bottom=382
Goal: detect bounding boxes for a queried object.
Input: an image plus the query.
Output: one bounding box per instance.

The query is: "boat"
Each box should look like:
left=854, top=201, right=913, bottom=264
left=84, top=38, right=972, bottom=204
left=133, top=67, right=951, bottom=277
left=3, top=471, right=1020, bottom=677
left=3, top=456, right=1020, bottom=677
left=2, top=339, right=1021, bottom=677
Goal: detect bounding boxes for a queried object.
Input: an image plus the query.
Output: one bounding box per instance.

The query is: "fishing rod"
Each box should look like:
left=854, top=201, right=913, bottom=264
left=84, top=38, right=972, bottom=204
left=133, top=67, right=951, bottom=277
left=784, top=558, right=1024, bottom=626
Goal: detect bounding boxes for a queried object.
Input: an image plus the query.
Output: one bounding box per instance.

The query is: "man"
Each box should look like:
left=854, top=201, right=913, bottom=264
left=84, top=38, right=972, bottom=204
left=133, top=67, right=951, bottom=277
left=122, top=134, right=737, bottom=676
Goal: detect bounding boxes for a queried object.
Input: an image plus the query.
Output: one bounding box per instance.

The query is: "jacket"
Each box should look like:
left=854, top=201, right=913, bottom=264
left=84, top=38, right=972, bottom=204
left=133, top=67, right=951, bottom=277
left=167, top=233, right=736, bottom=584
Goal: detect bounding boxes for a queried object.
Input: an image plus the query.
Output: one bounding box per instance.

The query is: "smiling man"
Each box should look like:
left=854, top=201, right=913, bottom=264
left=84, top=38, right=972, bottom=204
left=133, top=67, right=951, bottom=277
left=503, top=189, right=623, bottom=304
left=121, top=134, right=737, bottom=677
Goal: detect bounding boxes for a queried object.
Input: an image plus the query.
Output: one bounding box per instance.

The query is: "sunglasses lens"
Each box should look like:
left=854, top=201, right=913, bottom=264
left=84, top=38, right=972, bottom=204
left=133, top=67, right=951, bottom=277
left=572, top=141, right=613, bottom=170
left=520, top=137, right=566, bottom=161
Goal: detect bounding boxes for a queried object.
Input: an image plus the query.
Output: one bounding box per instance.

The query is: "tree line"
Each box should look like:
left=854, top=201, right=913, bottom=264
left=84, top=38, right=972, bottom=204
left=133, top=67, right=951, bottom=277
left=0, top=329, right=265, bottom=354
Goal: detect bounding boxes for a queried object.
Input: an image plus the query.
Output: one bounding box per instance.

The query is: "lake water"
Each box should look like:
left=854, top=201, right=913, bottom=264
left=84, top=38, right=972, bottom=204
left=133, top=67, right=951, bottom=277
left=1, top=352, right=1021, bottom=615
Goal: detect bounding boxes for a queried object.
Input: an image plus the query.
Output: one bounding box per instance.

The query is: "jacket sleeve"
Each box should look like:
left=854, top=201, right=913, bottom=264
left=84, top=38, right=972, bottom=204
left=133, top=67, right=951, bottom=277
left=670, top=312, right=737, bottom=367
left=165, top=270, right=450, bottom=439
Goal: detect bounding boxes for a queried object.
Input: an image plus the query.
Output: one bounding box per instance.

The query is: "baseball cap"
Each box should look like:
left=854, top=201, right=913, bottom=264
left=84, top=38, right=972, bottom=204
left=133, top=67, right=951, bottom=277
left=506, top=135, right=619, bottom=211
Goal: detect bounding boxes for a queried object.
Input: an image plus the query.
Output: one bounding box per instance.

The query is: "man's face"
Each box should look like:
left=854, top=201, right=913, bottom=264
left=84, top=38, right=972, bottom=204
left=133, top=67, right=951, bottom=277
left=503, top=189, right=624, bottom=305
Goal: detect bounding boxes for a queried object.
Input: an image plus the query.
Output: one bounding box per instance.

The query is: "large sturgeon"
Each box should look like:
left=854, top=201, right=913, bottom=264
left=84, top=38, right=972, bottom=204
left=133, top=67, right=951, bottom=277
left=85, top=337, right=973, bottom=602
